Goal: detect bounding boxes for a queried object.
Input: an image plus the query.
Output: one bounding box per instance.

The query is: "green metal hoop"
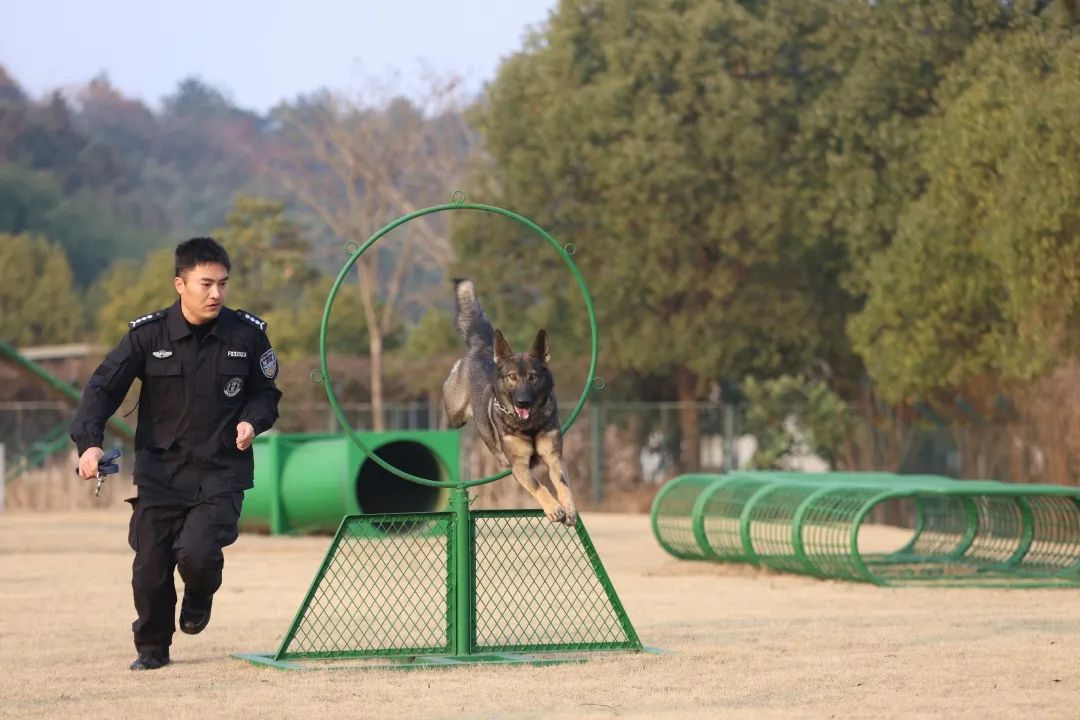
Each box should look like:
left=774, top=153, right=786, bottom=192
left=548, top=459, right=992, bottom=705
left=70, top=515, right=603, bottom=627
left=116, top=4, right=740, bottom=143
left=319, top=197, right=600, bottom=489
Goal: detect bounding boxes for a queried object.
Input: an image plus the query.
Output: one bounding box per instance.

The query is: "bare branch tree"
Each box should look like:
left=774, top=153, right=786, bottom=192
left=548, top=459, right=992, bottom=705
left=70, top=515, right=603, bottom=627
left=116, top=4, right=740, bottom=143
left=267, top=75, right=475, bottom=429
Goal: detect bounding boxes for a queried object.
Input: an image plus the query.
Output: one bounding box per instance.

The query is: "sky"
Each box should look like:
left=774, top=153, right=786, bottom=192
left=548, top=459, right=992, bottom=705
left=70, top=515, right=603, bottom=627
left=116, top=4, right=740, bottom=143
left=2, top=0, right=557, bottom=113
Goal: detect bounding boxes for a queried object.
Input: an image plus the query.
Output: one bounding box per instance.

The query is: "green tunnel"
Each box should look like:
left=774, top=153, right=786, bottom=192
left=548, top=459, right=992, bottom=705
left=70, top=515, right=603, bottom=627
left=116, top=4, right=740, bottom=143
left=651, top=471, right=1080, bottom=587
left=239, top=431, right=458, bottom=535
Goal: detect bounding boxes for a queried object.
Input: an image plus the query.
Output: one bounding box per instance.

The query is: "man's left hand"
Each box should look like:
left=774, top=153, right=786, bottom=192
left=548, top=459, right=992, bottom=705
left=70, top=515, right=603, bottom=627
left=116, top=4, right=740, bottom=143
left=236, top=421, right=255, bottom=451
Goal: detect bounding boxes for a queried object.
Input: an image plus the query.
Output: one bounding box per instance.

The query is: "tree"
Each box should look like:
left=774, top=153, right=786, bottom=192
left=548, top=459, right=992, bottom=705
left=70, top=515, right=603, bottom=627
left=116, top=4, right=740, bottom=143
left=22, top=93, right=85, bottom=181
left=0, top=64, right=25, bottom=104
left=463, top=0, right=851, bottom=470
left=93, top=248, right=177, bottom=346
left=267, top=78, right=474, bottom=430
left=163, top=78, right=239, bottom=121
left=211, top=196, right=318, bottom=317
left=849, top=9, right=1080, bottom=406
left=211, top=196, right=378, bottom=361
left=92, top=196, right=381, bottom=374
left=0, top=234, right=82, bottom=345
left=795, top=0, right=1009, bottom=297
left=154, top=77, right=271, bottom=233
left=743, top=374, right=853, bottom=470
left=0, top=164, right=151, bottom=285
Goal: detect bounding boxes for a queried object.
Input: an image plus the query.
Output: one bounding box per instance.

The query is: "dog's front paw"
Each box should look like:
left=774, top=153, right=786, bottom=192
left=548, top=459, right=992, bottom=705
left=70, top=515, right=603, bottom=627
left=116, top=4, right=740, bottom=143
left=561, top=508, right=577, bottom=527
left=545, top=507, right=566, bottom=524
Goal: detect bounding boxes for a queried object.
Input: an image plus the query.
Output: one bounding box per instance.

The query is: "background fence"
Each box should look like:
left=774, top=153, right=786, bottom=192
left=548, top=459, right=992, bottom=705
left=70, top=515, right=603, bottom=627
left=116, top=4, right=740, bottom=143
left=4, top=396, right=1067, bottom=515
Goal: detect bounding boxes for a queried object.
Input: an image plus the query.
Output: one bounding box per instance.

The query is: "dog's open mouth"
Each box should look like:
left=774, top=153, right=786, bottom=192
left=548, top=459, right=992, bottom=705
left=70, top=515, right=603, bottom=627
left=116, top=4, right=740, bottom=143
left=514, top=404, right=531, bottom=420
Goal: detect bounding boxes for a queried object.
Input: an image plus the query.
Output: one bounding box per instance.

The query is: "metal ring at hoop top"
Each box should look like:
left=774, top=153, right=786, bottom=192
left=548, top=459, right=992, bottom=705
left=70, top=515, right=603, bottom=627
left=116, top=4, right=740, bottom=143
left=320, top=201, right=599, bottom=489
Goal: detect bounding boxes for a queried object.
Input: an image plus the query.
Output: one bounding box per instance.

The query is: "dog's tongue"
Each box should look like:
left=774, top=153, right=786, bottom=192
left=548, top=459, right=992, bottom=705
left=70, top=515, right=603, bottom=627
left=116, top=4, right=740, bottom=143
left=515, top=407, right=530, bottom=420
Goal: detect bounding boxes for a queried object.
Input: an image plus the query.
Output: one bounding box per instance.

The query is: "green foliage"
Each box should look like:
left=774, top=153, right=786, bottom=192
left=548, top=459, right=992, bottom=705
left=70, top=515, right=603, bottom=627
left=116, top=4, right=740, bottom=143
left=212, top=195, right=318, bottom=317
left=400, top=307, right=458, bottom=359
left=743, top=374, right=854, bottom=470
left=0, top=234, right=82, bottom=344
left=93, top=248, right=177, bottom=346
left=849, top=13, right=1080, bottom=401
left=0, top=165, right=151, bottom=285
left=0, top=71, right=270, bottom=289
left=211, top=196, right=392, bottom=358
left=5, top=4, right=1080, bottom=425
left=796, top=0, right=1010, bottom=295
left=462, top=0, right=855, bottom=396
left=91, top=195, right=384, bottom=359
left=270, top=281, right=375, bottom=359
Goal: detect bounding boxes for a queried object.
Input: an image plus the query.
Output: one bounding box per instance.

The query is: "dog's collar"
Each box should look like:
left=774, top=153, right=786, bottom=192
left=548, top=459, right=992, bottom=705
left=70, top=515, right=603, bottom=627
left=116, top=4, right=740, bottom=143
left=492, top=398, right=516, bottom=416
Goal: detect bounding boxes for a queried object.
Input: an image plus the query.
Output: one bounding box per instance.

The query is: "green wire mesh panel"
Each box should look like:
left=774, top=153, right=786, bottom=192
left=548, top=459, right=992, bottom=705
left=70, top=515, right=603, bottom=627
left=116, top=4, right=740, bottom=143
left=798, top=486, right=881, bottom=581
left=473, top=511, right=641, bottom=652
left=896, top=495, right=974, bottom=561
left=961, top=495, right=1027, bottom=565
left=864, top=491, right=1080, bottom=586
left=741, top=483, right=826, bottom=574
left=241, top=509, right=641, bottom=668
left=274, top=513, right=454, bottom=660
left=697, top=476, right=770, bottom=562
left=1025, top=495, right=1080, bottom=571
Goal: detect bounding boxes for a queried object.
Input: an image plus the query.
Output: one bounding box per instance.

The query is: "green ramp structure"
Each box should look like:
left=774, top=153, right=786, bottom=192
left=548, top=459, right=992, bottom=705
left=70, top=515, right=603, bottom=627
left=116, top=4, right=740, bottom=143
left=0, top=339, right=134, bottom=481
left=233, top=195, right=646, bottom=669
left=652, top=471, right=1080, bottom=587
left=233, top=508, right=641, bottom=669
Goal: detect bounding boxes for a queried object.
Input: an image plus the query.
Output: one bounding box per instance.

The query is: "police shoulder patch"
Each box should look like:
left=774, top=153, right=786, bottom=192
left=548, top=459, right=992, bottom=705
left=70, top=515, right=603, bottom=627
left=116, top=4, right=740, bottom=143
left=259, top=347, right=278, bottom=379
left=128, top=309, right=167, bottom=330
left=234, top=308, right=268, bottom=332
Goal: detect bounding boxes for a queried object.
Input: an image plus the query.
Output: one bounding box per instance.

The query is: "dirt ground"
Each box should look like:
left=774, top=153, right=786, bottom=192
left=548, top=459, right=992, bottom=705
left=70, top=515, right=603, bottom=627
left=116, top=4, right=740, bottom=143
left=2, top=508, right=1079, bottom=720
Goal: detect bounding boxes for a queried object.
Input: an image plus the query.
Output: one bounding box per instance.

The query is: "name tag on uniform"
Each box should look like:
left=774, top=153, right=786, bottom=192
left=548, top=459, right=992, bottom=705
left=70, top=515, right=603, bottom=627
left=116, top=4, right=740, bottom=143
left=227, top=350, right=248, bottom=358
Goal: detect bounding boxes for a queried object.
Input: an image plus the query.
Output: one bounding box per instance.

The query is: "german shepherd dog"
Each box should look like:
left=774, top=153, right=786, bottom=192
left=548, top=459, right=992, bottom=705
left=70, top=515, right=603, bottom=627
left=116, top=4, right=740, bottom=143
left=442, top=279, right=576, bottom=526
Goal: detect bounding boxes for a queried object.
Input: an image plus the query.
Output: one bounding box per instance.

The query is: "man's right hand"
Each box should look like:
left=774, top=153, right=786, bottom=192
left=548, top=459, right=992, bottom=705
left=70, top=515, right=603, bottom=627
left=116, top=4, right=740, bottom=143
left=78, top=447, right=104, bottom=479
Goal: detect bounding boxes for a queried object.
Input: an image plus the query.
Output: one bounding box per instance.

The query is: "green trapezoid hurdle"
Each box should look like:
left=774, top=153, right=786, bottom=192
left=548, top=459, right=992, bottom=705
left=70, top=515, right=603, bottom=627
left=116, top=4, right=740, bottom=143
left=234, top=510, right=642, bottom=670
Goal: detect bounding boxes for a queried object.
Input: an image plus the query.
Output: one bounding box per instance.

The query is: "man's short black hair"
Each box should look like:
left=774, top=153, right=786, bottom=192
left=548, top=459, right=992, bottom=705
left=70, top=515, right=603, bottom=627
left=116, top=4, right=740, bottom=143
left=175, top=237, right=231, bottom=277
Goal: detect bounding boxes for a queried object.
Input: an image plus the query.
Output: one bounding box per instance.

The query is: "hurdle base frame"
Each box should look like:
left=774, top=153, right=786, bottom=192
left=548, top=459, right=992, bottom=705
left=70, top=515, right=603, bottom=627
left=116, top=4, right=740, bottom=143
left=232, top=488, right=655, bottom=671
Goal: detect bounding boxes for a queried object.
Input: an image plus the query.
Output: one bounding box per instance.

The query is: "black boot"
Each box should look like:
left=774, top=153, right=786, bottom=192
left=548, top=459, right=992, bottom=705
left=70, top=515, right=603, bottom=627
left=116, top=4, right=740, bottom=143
left=179, top=589, right=213, bottom=635
left=130, top=646, right=170, bottom=671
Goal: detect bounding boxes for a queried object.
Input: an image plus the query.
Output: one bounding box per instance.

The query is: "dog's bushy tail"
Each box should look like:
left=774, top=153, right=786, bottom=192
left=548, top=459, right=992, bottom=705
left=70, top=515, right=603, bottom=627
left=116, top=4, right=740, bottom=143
left=453, top=278, right=494, bottom=351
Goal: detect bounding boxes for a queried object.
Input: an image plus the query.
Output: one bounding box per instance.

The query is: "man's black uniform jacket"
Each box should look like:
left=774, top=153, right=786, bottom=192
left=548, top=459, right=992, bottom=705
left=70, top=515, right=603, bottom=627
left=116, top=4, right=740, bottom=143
left=70, top=300, right=282, bottom=501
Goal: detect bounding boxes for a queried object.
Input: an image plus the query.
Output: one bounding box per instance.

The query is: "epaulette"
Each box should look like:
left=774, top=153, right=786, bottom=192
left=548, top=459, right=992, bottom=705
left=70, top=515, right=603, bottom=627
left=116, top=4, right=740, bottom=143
left=234, top=308, right=268, bottom=332
left=128, top=309, right=167, bottom=330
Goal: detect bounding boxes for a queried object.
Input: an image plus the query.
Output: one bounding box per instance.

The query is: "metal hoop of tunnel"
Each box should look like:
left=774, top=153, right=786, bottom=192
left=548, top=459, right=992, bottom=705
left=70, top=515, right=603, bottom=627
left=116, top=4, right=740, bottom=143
left=318, top=195, right=600, bottom=489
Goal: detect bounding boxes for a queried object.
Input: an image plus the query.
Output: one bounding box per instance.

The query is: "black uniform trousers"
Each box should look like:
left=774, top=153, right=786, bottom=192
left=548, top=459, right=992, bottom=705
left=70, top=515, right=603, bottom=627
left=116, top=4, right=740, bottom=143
left=126, top=486, right=243, bottom=650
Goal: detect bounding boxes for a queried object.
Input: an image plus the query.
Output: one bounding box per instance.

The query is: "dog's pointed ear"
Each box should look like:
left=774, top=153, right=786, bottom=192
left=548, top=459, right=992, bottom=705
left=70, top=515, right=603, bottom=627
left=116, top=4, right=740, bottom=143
left=493, top=329, right=514, bottom=363
left=530, top=329, right=550, bottom=364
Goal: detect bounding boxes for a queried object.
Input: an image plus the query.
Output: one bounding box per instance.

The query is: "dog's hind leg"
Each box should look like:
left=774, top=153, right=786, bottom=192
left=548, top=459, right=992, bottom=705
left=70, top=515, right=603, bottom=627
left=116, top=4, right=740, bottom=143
left=441, top=358, right=471, bottom=428
left=537, top=430, right=577, bottom=526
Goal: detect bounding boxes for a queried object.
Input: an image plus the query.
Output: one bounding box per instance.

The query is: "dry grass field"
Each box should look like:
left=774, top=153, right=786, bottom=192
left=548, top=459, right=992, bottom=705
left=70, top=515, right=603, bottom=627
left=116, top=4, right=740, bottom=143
left=2, top=502, right=1079, bottom=720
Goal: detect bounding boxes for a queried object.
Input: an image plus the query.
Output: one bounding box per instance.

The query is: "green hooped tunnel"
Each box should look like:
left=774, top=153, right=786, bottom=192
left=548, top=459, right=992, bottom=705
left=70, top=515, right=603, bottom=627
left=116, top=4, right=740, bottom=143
left=651, top=471, right=1080, bottom=587
left=239, top=432, right=457, bottom=535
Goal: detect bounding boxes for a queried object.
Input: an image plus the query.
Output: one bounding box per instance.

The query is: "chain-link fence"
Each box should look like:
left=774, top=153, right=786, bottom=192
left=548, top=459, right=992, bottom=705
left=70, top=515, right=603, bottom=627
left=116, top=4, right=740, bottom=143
left=5, top=395, right=1077, bottom=513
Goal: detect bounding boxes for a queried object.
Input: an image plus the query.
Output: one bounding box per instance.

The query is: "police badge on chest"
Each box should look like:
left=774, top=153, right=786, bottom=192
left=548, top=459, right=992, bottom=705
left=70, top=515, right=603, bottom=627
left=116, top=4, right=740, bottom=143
left=223, top=376, right=244, bottom=398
